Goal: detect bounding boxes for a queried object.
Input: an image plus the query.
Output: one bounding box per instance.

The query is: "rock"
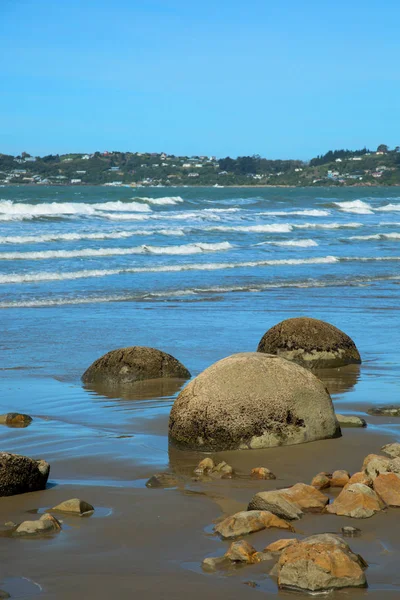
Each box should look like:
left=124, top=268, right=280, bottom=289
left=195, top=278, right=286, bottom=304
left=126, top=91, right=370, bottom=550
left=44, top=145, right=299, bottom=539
left=347, top=472, right=372, bottom=487
left=311, top=472, right=331, bottom=490
left=82, top=346, right=190, bottom=387
left=248, top=483, right=328, bottom=520
left=367, top=406, right=400, bottom=417
left=145, top=473, right=180, bottom=488
left=336, top=414, right=367, bottom=428
left=248, top=490, right=303, bottom=520
left=194, top=458, right=214, bottom=475
left=225, top=540, right=258, bottom=563
left=362, top=454, right=392, bottom=480
left=331, top=470, right=351, bottom=487
left=51, top=498, right=94, bottom=515
left=342, top=526, right=361, bottom=537
left=326, top=483, right=385, bottom=518
left=243, top=581, right=258, bottom=588
left=212, top=461, right=234, bottom=478
left=214, top=510, right=294, bottom=539
left=257, top=317, right=361, bottom=369
left=14, top=513, right=61, bottom=536
left=0, top=591, right=10, bottom=599
left=381, top=443, right=400, bottom=458
left=277, top=534, right=367, bottom=592
left=373, top=473, right=400, bottom=506
left=264, top=538, right=299, bottom=555
left=282, top=483, right=329, bottom=512
left=0, top=413, right=32, bottom=428
left=169, top=353, right=340, bottom=451
left=202, top=540, right=270, bottom=572
left=202, top=556, right=229, bottom=571
left=0, top=452, right=50, bottom=497
left=251, top=467, right=276, bottom=480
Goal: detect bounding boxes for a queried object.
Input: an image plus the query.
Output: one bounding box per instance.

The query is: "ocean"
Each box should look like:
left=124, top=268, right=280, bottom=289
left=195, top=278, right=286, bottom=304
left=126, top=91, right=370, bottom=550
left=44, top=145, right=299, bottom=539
left=0, top=185, right=399, bottom=599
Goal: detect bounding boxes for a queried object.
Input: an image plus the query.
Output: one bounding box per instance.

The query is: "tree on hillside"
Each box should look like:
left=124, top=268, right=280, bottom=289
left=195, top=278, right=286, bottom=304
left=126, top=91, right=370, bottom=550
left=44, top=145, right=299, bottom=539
left=377, top=144, right=389, bottom=152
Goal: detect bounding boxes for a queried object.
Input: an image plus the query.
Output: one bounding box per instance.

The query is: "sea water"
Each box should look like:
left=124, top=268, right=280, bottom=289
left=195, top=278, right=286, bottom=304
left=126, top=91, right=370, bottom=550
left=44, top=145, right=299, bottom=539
left=0, top=185, right=399, bottom=464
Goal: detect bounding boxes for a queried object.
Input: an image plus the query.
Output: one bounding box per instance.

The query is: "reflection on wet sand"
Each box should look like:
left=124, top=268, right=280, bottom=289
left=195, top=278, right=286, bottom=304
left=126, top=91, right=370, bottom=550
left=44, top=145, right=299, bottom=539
left=313, top=364, right=361, bottom=396
left=83, top=377, right=187, bottom=401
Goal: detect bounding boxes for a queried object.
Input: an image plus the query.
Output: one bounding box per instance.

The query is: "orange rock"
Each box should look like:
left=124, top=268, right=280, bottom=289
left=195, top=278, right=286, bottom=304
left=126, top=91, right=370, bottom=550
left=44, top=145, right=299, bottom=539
left=362, top=454, right=391, bottom=480
left=225, top=540, right=258, bottom=563
left=373, top=473, right=400, bottom=506
left=326, top=483, right=385, bottom=518
left=214, top=510, right=294, bottom=539
left=331, top=470, right=350, bottom=487
left=311, top=472, right=331, bottom=490
left=278, top=535, right=367, bottom=591
left=251, top=467, right=276, bottom=480
left=347, top=471, right=372, bottom=487
left=194, top=457, right=214, bottom=475
left=281, top=482, right=329, bottom=512
left=264, top=538, right=298, bottom=554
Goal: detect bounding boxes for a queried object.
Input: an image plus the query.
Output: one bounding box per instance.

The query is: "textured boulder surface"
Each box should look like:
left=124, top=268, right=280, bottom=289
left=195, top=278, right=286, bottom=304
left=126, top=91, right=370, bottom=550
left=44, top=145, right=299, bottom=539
left=169, top=353, right=340, bottom=451
left=326, top=483, right=384, bottom=518
left=382, top=443, right=400, bottom=458
left=336, top=414, right=367, bottom=428
left=248, top=484, right=328, bottom=519
left=257, top=317, right=361, bottom=369
left=0, top=413, right=32, bottom=428
left=214, top=510, right=293, bottom=539
left=277, top=534, right=367, bottom=592
left=51, top=498, right=94, bottom=515
left=82, top=346, right=190, bottom=387
left=14, top=513, right=61, bottom=536
left=0, top=452, right=50, bottom=497
left=373, top=473, right=400, bottom=506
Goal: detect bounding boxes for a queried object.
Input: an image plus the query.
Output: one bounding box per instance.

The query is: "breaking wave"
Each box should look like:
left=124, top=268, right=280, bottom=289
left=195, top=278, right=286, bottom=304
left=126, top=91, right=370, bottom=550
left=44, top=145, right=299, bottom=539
left=0, top=199, right=152, bottom=220
left=133, top=196, right=184, bottom=205
left=256, top=239, right=319, bottom=247
left=0, top=242, right=233, bottom=260
left=0, top=256, right=340, bottom=284
left=333, top=200, right=374, bottom=215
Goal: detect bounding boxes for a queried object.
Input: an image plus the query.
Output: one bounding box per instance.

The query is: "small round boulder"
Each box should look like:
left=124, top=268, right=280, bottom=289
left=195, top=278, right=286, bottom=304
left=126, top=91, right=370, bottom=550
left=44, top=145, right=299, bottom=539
left=82, top=346, right=190, bottom=387
left=257, top=317, right=361, bottom=369
left=169, top=353, right=340, bottom=451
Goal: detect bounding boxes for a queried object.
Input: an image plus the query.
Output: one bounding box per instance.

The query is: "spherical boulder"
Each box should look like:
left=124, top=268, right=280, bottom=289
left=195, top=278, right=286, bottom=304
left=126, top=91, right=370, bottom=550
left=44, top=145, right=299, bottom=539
left=168, top=353, right=340, bottom=451
left=82, top=346, right=190, bottom=387
left=257, top=317, right=361, bottom=369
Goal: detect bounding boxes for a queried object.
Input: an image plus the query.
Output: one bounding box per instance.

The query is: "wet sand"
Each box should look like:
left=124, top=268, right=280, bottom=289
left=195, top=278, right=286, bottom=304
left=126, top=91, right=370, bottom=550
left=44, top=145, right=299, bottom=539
left=1, top=371, right=400, bottom=599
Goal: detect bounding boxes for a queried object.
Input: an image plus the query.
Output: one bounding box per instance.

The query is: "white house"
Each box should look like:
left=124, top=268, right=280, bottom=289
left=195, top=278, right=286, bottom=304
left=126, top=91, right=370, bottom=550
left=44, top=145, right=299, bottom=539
left=70, top=178, right=81, bottom=184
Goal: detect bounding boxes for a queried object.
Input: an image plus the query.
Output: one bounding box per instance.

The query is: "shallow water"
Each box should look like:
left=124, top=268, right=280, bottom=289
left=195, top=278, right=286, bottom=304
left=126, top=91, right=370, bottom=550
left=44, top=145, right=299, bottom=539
left=0, top=186, right=399, bottom=598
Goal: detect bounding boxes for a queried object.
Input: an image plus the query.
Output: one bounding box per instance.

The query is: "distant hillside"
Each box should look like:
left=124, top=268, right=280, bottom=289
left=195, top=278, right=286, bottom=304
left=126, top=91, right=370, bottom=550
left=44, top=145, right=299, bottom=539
left=1, top=146, right=399, bottom=186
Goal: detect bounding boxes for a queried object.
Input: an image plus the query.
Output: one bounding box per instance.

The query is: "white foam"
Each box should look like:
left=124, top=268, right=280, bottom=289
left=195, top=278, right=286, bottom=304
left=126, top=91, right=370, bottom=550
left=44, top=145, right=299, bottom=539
left=333, top=200, right=374, bottom=215
left=0, top=241, right=233, bottom=260
left=376, top=203, right=400, bottom=212
left=3, top=273, right=400, bottom=308
left=0, top=256, right=339, bottom=284
left=349, top=233, right=400, bottom=241
left=206, top=224, right=293, bottom=233
left=0, top=228, right=186, bottom=245
left=98, top=213, right=151, bottom=221
left=257, top=239, right=319, bottom=248
left=0, top=199, right=152, bottom=220
left=133, top=196, right=184, bottom=205
left=259, top=209, right=330, bottom=217
left=295, top=222, right=363, bottom=229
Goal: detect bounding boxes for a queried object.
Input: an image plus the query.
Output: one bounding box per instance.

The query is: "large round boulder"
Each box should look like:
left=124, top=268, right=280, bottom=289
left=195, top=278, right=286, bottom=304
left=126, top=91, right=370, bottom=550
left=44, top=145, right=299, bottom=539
left=82, top=346, right=190, bottom=387
left=0, top=452, right=50, bottom=497
left=168, top=353, right=340, bottom=451
left=257, top=317, right=361, bottom=369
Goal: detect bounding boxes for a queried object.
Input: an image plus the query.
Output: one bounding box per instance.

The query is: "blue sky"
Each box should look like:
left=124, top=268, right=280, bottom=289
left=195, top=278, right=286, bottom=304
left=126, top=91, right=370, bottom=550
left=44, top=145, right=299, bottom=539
left=1, top=0, right=399, bottom=159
